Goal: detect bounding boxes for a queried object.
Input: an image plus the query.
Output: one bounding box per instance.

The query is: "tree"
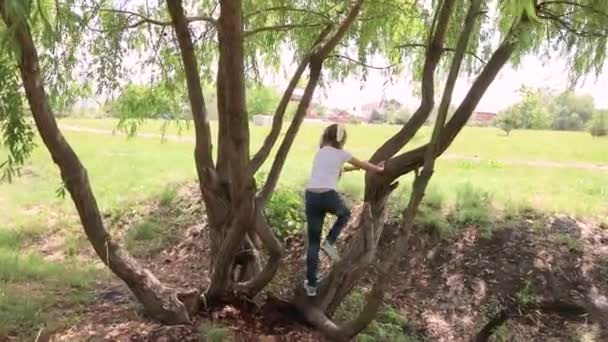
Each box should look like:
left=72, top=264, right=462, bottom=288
left=496, top=86, right=552, bottom=130
left=496, top=87, right=596, bottom=132
left=247, top=85, right=281, bottom=118
left=111, top=83, right=183, bottom=119
left=2, top=0, right=608, bottom=340
left=496, top=106, right=518, bottom=135
left=550, top=90, right=595, bottom=130
left=386, top=108, right=412, bottom=125
left=590, top=110, right=608, bottom=137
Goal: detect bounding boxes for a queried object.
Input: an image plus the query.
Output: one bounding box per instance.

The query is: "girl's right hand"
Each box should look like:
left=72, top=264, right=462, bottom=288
left=348, top=158, right=385, bottom=173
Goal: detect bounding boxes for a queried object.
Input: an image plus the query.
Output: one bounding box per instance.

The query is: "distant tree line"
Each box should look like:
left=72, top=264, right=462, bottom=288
left=496, top=86, right=607, bottom=136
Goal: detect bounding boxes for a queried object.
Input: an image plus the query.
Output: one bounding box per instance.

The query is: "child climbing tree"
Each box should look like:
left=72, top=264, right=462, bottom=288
left=1, top=0, right=607, bottom=340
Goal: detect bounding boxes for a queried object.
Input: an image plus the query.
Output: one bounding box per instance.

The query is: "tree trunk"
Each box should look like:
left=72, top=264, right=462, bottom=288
left=206, top=0, right=258, bottom=299
left=313, top=187, right=395, bottom=315
left=166, top=0, right=231, bottom=270
left=0, top=1, right=195, bottom=324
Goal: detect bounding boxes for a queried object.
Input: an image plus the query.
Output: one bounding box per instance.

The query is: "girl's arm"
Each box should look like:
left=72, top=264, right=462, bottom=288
left=346, top=157, right=384, bottom=173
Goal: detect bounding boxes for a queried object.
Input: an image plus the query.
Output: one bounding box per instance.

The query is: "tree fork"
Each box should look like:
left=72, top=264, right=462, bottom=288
left=317, top=0, right=458, bottom=314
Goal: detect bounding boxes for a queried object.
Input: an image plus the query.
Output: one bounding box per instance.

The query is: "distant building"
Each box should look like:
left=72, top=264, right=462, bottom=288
left=289, top=88, right=321, bottom=118
left=327, top=109, right=355, bottom=123
left=470, top=111, right=497, bottom=125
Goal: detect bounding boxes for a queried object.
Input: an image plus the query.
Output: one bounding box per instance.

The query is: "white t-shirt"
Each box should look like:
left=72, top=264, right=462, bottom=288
left=306, top=146, right=352, bottom=190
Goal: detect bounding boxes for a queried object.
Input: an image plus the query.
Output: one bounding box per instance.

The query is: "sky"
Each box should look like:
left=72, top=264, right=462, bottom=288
left=274, top=55, right=608, bottom=113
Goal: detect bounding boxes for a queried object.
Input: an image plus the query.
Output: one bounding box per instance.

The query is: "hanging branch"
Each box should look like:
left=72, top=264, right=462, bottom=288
left=329, top=54, right=399, bottom=70
left=96, top=7, right=216, bottom=29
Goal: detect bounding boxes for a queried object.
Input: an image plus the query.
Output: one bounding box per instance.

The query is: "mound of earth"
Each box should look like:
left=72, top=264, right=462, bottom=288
left=38, top=185, right=607, bottom=341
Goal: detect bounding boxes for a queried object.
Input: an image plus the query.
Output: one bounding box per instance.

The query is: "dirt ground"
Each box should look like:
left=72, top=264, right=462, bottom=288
left=33, top=185, right=608, bottom=341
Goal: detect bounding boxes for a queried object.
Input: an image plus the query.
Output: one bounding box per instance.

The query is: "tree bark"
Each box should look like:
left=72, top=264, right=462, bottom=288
left=166, top=0, right=230, bottom=266
left=206, top=0, right=258, bottom=299
left=0, top=1, right=195, bottom=325
left=234, top=202, right=285, bottom=296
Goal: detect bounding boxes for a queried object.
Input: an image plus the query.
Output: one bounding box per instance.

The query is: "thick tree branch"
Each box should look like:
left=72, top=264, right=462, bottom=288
left=367, top=0, right=456, bottom=171
left=338, top=1, right=484, bottom=337
left=249, top=24, right=333, bottom=175
left=166, top=0, right=214, bottom=172
left=207, top=0, right=257, bottom=298
left=249, top=58, right=309, bottom=174
left=234, top=203, right=285, bottom=296
left=1, top=0, right=194, bottom=325
left=257, top=63, right=322, bottom=205
left=386, top=23, right=522, bottom=181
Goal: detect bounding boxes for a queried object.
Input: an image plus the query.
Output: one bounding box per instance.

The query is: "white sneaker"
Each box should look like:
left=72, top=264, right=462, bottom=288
left=321, top=240, right=340, bottom=261
left=304, top=280, right=317, bottom=297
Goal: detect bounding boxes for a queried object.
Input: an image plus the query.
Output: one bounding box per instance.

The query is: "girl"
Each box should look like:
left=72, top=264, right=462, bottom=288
left=304, top=123, right=384, bottom=296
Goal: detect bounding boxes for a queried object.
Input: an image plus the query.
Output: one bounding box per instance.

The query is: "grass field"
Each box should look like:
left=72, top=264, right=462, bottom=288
left=1, top=118, right=608, bottom=338
left=3, top=118, right=607, bottom=226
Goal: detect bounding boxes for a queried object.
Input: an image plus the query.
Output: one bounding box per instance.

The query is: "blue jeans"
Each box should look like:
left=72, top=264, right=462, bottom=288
left=305, top=190, right=351, bottom=287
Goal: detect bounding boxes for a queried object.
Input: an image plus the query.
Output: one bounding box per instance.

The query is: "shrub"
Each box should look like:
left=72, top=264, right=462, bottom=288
left=589, top=110, right=608, bottom=137
left=247, top=85, right=281, bottom=118
left=264, top=188, right=305, bottom=240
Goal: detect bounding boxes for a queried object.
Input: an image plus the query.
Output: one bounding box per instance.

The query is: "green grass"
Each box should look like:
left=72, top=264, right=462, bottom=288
left=2, top=120, right=608, bottom=230
left=60, top=118, right=608, bottom=163
left=158, top=185, right=178, bottom=207
left=197, top=322, right=233, bottom=342
left=0, top=240, right=93, bottom=339
left=335, top=291, right=423, bottom=342
left=126, top=219, right=171, bottom=257
left=555, top=233, right=585, bottom=253
left=450, top=182, right=493, bottom=229
left=515, top=281, right=536, bottom=307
